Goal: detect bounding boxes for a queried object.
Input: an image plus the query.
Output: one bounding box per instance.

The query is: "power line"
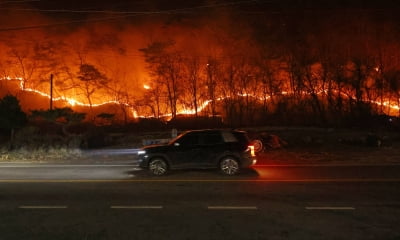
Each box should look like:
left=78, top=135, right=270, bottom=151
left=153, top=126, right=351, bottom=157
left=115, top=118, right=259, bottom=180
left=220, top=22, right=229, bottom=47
left=0, top=13, right=142, bottom=32
left=0, top=7, right=144, bottom=14
left=0, top=0, right=39, bottom=5
left=0, top=0, right=257, bottom=32
left=3, top=0, right=257, bottom=14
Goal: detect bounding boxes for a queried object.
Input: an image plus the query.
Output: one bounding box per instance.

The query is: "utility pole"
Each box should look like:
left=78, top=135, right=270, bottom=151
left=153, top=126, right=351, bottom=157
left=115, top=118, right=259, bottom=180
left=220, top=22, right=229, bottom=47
left=50, top=74, right=53, bottom=110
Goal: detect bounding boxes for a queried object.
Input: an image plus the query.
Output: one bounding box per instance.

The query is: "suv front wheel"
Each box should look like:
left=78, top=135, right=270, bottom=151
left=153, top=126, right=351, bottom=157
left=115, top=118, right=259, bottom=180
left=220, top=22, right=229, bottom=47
left=220, top=157, right=240, bottom=175
left=149, top=158, right=168, bottom=176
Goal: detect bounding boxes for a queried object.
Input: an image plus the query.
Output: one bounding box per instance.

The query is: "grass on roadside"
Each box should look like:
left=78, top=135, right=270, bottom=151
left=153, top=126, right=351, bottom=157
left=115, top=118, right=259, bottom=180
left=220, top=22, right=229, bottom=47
left=0, top=146, right=83, bottom=163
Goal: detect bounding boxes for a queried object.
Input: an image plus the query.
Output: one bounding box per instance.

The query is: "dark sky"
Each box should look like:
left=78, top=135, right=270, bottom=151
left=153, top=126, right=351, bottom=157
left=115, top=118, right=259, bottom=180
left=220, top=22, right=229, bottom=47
left=1, top=0, right=399, bottom=33
left=0, top=0, right=398, bottom=35
left=20, top=0, right=400, bottom=12
left=0, top=0, right=390, bottom=27
left=28, top=0, right=399, bottom=8
left=13, top=0, right=397, bottom=27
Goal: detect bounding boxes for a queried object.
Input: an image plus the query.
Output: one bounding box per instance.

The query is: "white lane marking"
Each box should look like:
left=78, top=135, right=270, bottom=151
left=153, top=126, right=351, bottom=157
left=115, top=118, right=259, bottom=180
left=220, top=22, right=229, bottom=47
left=111, top=206, right=163, bottom=209
left=305, top=207, right=355, bottom=210
left=208, top=206, right=258, bottom=210
left=19, top=206, right=68, bottom=209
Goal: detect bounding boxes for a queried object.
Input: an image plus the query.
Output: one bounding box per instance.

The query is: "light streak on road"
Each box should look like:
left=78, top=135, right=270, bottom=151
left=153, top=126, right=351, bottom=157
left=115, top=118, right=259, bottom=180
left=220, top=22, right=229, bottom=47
left=111, top=206, right=163, bottom=209
left=305, top=207, right=355, bottom=210
left=83, top=148, right=140, bottom=156
left=1, top=164, right=400, bottom=182
left=0, top=164, right=136, bottom=167
left=19, top=205, right=68, bottom=209
left=207, top=206, right=258, bottom=210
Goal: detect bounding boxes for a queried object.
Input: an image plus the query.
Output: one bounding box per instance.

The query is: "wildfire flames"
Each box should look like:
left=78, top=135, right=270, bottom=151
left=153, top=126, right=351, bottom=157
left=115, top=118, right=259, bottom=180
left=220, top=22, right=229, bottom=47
left=1, top=76, right=139, bottom=118
left=1, top=76, right=399, bottom=120
left=1, top=1, right=400, bottom=124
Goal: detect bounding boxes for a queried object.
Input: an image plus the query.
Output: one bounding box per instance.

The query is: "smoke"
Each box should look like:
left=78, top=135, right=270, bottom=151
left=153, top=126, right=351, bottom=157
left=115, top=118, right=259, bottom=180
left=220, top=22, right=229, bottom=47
left=0, top=2, right=256, bottom=119
left=0, top=2, right=254, bottom=110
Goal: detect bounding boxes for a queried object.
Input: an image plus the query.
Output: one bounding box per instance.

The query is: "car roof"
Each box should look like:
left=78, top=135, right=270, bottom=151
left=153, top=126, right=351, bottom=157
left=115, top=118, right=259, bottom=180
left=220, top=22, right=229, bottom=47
left=181, top=129, right=248, bottom=137
left=184, top=129, right=244, bottom=134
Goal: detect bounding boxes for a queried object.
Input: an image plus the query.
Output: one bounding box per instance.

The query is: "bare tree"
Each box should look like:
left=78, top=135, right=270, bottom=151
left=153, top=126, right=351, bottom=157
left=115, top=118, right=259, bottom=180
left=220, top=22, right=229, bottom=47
left=77, top=63, right=108, bottom=112
left=140, top=41, right=183, bottom=119
left=205, top=57, right=220, bottom=118
left=6, top=40, right=36, bottom=90
left=183, top=56, right=203, bottom=117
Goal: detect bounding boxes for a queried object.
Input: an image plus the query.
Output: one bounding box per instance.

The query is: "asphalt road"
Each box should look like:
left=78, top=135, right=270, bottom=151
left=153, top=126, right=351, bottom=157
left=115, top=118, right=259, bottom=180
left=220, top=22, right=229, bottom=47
left=0, top=161, right=399, bottom=240
left=0, top=162, right=400, bottom=181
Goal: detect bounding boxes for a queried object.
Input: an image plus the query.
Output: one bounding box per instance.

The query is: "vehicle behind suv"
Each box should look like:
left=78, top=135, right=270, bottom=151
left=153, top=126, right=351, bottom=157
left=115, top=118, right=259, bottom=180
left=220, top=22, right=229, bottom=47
left=137, top=129, right=256, bottom=176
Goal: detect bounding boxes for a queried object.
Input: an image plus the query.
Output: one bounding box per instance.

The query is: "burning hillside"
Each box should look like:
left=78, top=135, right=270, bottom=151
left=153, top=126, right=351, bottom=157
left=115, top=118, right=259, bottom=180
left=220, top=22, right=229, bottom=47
left=1, top=1, right=400, bottom=126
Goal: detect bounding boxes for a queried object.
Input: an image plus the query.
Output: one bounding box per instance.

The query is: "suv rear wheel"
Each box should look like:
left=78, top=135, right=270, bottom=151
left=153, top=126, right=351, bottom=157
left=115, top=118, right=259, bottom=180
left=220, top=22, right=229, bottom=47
left=149, top=158, right=168, bottom=176
left=220, top=157, right=239, bottom=175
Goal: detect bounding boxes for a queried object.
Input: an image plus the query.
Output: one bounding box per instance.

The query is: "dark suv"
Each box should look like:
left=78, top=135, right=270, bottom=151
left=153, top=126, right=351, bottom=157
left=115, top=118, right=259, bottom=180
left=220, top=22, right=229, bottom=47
left=137, top=129, right=256, bottom=176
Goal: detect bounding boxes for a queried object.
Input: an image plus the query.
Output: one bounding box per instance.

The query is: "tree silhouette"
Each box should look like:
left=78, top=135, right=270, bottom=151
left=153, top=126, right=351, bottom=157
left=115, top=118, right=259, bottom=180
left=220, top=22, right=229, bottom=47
left=140, top=41, right=182, bottom=119
left=0, top=95, right=27, bottom=143
left=77, top=63, right=108, bottom=112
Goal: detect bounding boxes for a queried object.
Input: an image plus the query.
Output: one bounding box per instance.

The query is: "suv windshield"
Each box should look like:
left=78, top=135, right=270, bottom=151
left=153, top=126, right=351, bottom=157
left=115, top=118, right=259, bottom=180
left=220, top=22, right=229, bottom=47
left=168, top=132, right=186, bottom=145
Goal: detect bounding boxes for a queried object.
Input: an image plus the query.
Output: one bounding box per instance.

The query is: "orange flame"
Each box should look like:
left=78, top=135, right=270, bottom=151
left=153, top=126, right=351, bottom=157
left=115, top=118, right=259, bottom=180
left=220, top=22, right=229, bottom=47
left=2, top=76, right=138, bottom=118
left=1, top=76, right=400, bottom=119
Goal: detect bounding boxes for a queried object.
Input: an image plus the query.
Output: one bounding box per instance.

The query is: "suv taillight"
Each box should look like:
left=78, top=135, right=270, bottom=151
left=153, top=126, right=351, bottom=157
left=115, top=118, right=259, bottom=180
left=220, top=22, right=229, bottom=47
left=248, top=145, right=255, bottom=157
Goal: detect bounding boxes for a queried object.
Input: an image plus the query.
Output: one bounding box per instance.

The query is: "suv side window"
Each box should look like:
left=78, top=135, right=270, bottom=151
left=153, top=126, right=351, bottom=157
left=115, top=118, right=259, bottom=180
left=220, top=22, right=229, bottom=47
left=221, top=131, right=238, bottom=143
left=175, top=132, right=200, bottom=146
left=202, top=132, right=223, bottom=145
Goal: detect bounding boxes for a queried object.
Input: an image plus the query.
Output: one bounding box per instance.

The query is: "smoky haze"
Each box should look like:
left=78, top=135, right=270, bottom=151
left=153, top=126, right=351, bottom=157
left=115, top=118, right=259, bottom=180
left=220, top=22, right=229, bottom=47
left=0, top=1, right=251, bottom=107
left=1, top=0, right=400, bottom=125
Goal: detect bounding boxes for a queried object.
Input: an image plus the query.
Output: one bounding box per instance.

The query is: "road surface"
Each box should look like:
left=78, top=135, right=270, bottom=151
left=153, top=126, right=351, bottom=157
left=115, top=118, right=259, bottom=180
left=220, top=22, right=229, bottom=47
left=0, top=158, right=399, bottom=240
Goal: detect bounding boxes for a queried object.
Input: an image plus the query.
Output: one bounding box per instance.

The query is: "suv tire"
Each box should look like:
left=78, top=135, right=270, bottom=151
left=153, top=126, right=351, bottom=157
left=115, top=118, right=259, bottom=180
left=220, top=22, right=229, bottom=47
left=220, top=157, right=240, bottom=175
left=149, top=158, right=168, bottom=176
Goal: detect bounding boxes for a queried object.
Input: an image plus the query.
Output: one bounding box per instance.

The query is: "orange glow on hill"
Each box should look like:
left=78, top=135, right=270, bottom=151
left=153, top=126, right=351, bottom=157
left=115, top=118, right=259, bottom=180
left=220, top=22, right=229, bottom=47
left=1, top=76, right=138, bottom=118
left=2, top=76, right=400, bottom=120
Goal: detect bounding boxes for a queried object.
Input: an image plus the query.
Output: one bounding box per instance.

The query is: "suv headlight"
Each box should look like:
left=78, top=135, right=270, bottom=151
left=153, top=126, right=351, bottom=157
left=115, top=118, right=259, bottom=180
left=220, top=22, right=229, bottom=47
left=137, top=150, right=146, bottom=155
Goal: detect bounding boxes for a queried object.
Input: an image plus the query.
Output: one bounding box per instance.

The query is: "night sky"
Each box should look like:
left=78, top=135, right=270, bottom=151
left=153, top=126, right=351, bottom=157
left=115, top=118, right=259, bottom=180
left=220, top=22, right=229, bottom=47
left=1, top=0, right=399, bottom=33
left=9, top=0, right=400, bottom=16
left=25, top=0, right=400, bottom=11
